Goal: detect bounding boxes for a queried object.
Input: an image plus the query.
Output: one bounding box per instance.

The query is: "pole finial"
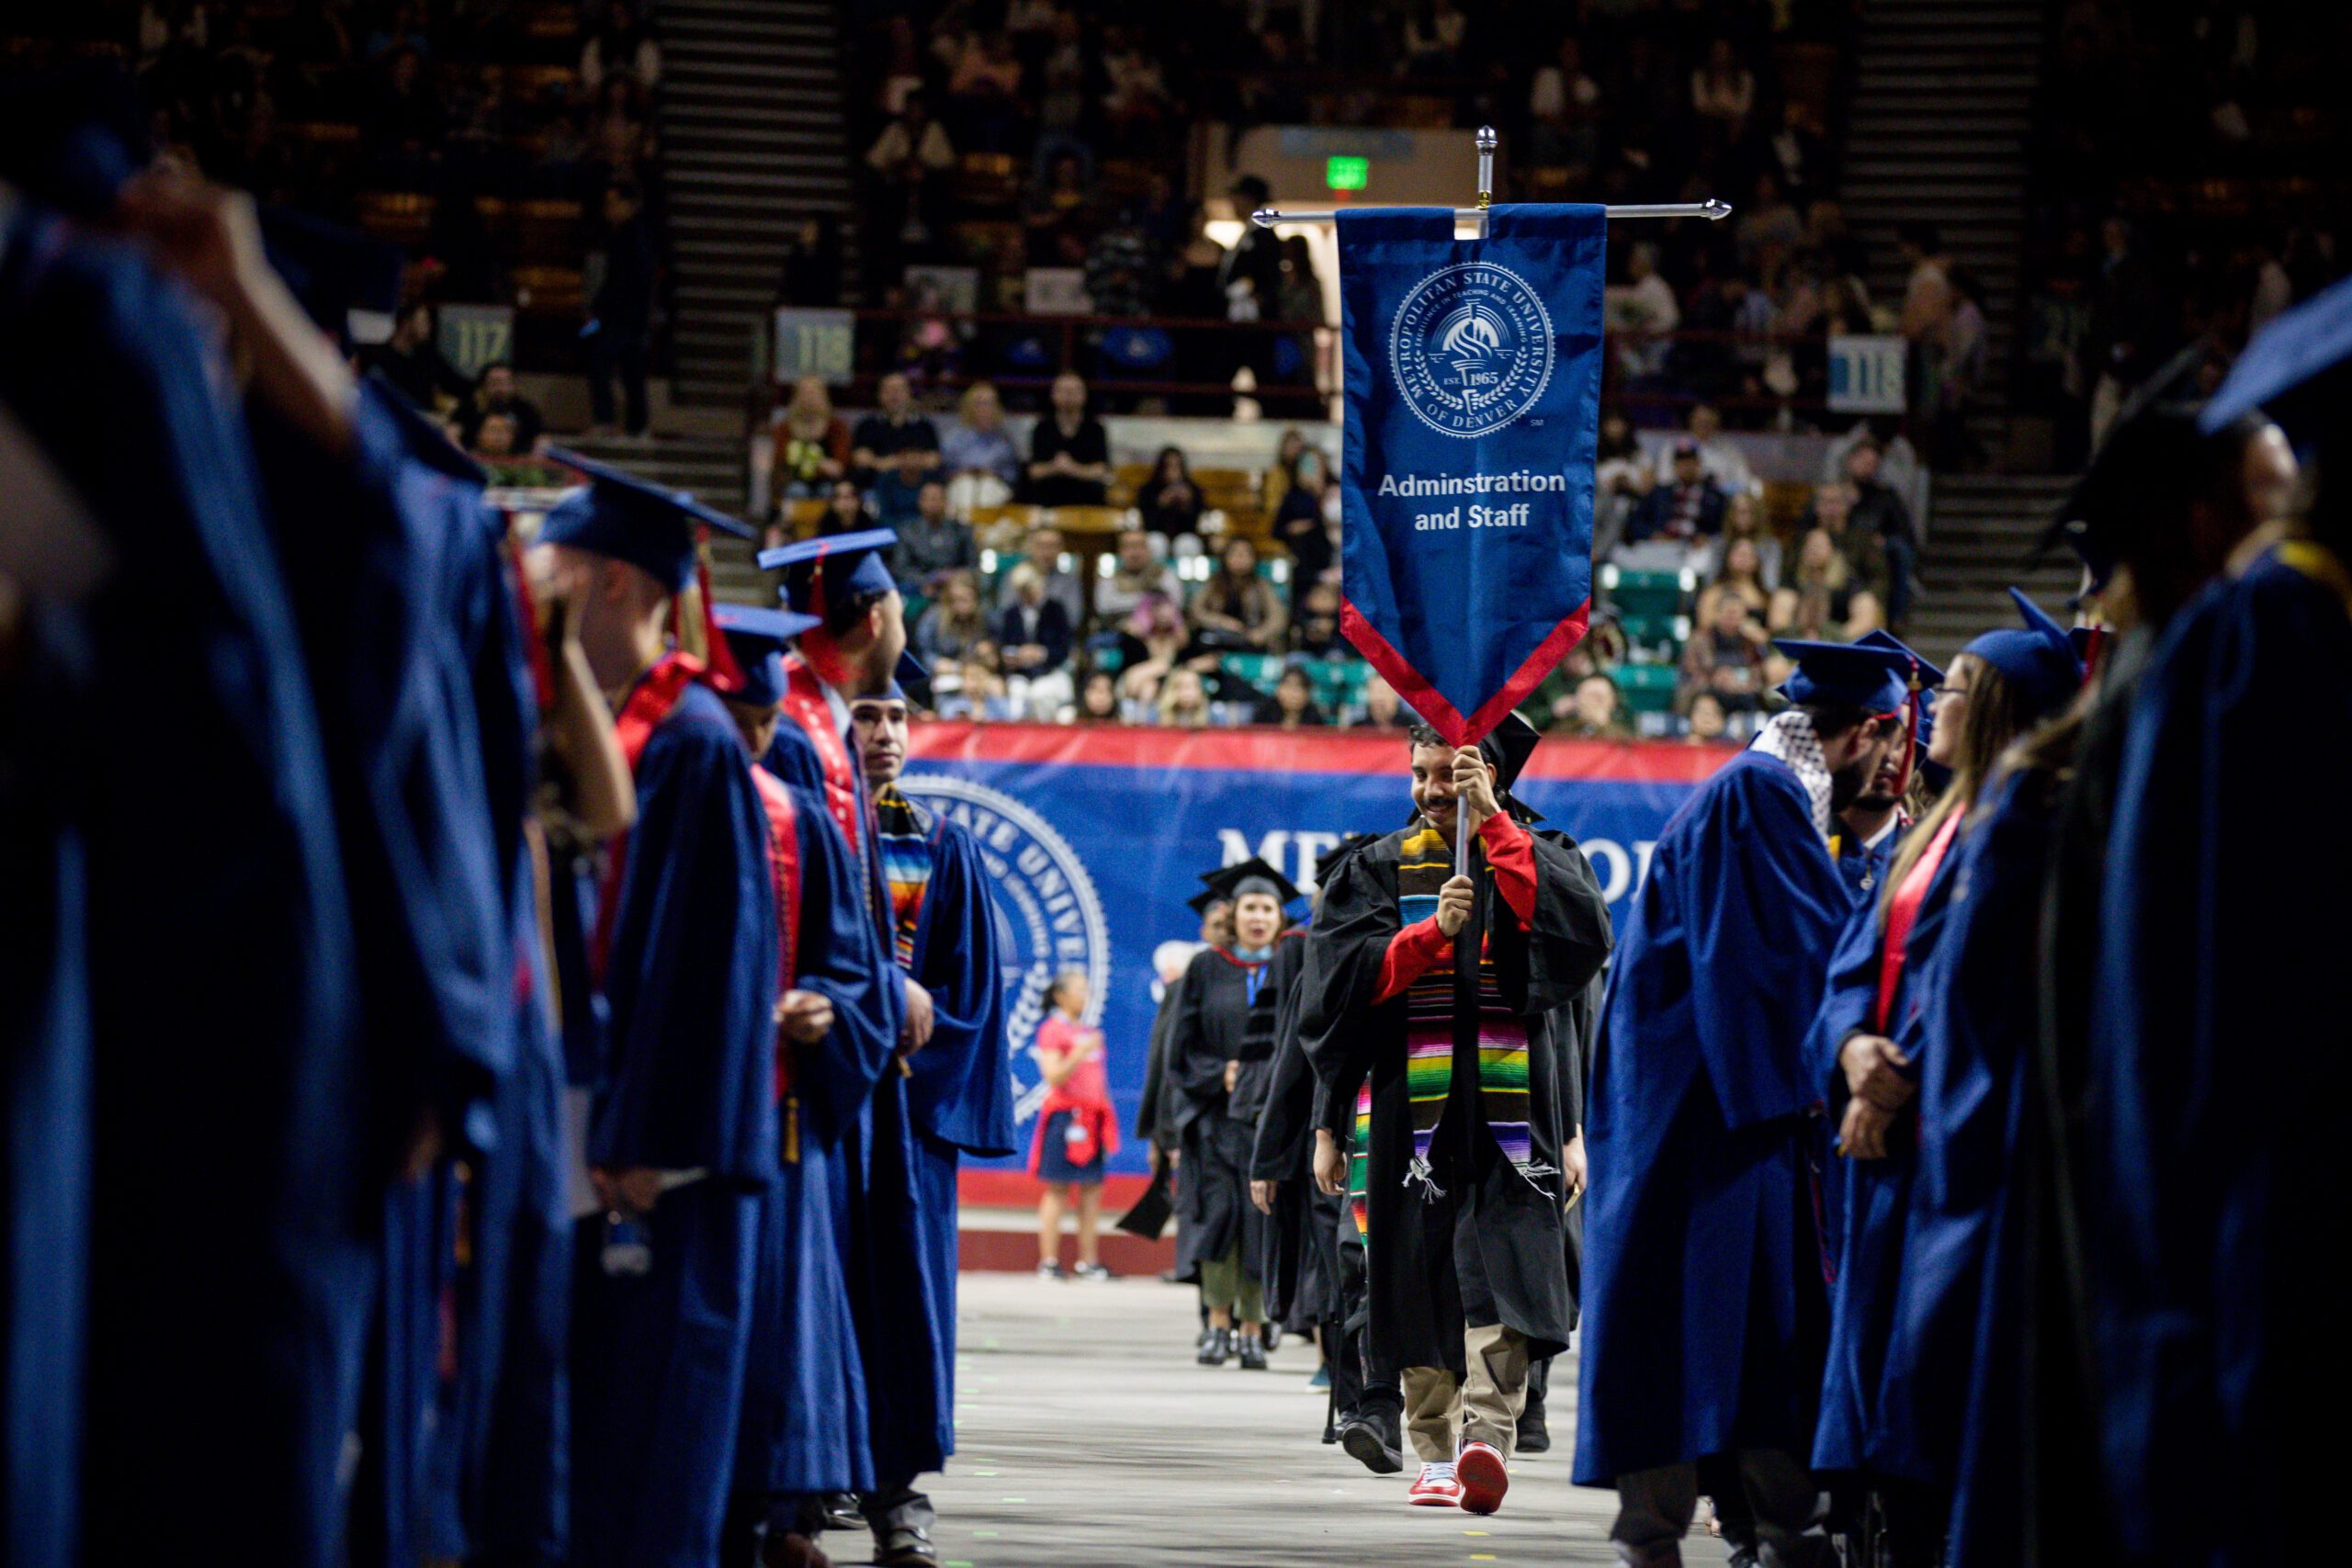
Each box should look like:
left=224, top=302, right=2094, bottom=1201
left=1475, top=126, right=1497, bottom=213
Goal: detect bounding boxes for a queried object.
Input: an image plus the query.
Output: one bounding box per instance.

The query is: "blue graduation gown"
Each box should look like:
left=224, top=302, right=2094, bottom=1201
left=886, top=796, right=1016, bottom=1464
left=737, top=776, right=898, bottom=1502
left=1575, top=750, right=1852, bottom=1483
left=1, top=599, right=91, bottom=1568
left=2, top=206, right=365, bottom=1568
left=1831, top=818, right=1901, bottom=904
left=765, top=668, right=941, bottom=1486
left=2087, top=545, right=2352, bottom=1567
left=248, top=385, right=530, bottom=1568
left=1804, top=833, right=1959, bottom=1482
left=572, top=676, right=780, bottom=1568
left=1884, top=766, right=2055, bottom=1565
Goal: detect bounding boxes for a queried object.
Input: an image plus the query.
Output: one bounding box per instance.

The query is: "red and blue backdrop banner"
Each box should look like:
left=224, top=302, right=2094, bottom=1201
left=1337, top=204, right=1608, bottom=745
left=904, top=722, right=1726, bottom=1175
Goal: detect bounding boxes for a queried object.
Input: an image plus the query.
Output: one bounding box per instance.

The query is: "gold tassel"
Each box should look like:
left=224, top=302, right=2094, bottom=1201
left=784, top=1094, right=800, bottom=1165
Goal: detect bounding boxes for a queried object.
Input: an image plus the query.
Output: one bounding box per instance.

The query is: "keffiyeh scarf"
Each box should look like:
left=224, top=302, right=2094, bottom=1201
left=1752, top=708, right=1836, bottom=841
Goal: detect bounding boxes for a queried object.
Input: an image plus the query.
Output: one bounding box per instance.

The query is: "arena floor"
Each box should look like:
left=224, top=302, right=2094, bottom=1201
left=913, top=1271, right=1734, bottom=1568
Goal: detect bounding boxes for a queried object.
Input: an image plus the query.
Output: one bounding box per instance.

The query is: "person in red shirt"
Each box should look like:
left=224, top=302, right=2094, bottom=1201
left=1031, top=971, right=1119, bottom=1280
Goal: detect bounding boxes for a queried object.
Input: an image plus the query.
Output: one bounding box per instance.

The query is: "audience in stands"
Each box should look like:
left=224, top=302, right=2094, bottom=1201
left=585, top=179, right=656, bottom=436
left=1024, top=373, right=1112, bottom=507
left=770, top=376, right=852, bottom=510
left=1685, top=689, right=1731, bottom=744
left=852, top=371, right=943, bottom=484
left=1022, top=524, right=1086, bottom=628
left=1622, top=439, right=1727, bottom=558
left=996, top=562, right=1076, bottom=718
left=1136, top=447, right=1206, bottom=540
left=1095, top=530, right=1184, bottom=629
left=915, top=570, right=993, bottom=667
left=1838, top=435, right=1917, bottom=621
left=1270, top=447, right=1336, bottom=594
left=940, top=380, right=1020, bottom=505
left=458, top=362, right=545, bottom=455
left=1555, top=671, right=1637, bottom=740
left=1252, top=667, right=1329, bottom=730
left=361, top=301, right=463, bottom=412
left=816, top=479, right=876, bottom=540
left=890, top=480, right=977, bottom=592
left=1156, top=666, right=1214, bottom=728
left=1678, top=586, right=1770, bottom=716
left=1351, top=673, right=1408, bottom=730
left=1289, top=581, right=1346, bottom=660
left=1190, top=537, right=1286, bottom=653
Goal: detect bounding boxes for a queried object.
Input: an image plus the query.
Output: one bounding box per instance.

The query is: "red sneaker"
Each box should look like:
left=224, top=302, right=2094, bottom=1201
left=1455, top=1441, right=1508, bottom=1515
left=1406, top=1461, right=1463, bottom=1507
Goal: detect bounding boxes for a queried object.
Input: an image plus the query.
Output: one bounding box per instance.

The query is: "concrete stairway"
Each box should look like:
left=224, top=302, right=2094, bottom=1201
left=1841, top=0, right=2043, bottom=462
left=557, top=433, right=769, bottom=602
left=658, top=0, right=856, bottom=412
left=1908, top=472, right=2077, bottom=662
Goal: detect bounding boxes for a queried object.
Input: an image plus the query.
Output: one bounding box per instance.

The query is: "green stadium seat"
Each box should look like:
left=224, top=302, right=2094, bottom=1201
left=1601, top=566, right=1690, bottom=617
left=1611, top=662, right=1680, bottom=715
left=1221, top=653, right=1283, bottom=691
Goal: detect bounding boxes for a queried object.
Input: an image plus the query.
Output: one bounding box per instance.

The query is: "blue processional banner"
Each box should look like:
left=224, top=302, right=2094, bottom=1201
left=1338, top=204, right=1609, bottom=745
left=901, top=723, right=1726, bottom=1174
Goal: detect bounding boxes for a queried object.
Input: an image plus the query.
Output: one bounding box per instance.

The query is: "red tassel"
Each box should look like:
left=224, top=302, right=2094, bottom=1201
left=695, top=528, right=750, bottom=695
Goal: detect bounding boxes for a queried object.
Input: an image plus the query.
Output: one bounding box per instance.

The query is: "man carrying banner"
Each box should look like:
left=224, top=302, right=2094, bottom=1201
left=1574, top=638, right=1915, bottom=1568
left=1302, top=717, right=1611, bottom=1516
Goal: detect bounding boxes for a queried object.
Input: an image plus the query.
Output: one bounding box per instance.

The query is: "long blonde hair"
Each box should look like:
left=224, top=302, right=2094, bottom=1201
left=1878, top=652, right=2023, bottom=919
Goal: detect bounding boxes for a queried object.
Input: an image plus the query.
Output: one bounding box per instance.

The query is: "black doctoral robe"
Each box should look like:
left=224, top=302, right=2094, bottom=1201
left=1299, top=819, right=1611, bottom=1377
left=1250, top=938, right=1344, bottom=1330
left=1169, top=940, right=1296, bottom=1278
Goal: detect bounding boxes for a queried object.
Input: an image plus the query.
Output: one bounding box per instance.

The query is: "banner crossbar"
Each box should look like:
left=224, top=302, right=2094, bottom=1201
left=1250, top=198, right=1732, bottom=229
left=1250, top=124, right=1730, bottom=231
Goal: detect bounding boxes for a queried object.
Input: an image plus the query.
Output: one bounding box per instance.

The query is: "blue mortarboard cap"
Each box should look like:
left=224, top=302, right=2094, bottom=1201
left=759, top=528, right=899, bottom=616
left=1771, top=637, right=1917, bottom=714
left=537, top=445, right=754, bottom=592
left=261, top=208, right=405, bottom=348
left=1962, top=588, right=2083, bottom=724
left=712, top=604, right=819, bottom=708
left=2200, top=272, right=2352, bottom=435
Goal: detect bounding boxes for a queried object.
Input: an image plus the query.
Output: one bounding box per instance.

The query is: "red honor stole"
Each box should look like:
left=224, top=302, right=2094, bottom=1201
left=1872, top=810, right=1962, bottom=1032
left=593, top=651, right=705, bottom=978
left=750, top=764, right=805, bottom=1111
left=779, top=655, right=862, bottom=851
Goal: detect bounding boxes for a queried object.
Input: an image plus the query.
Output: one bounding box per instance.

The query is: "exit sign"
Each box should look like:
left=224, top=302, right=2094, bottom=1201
left=1325, top=155, right=1369, bottom=191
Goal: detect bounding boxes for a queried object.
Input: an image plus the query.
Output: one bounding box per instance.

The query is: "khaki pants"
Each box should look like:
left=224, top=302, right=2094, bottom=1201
left=1398, top=1322, right=1531, bottom=1462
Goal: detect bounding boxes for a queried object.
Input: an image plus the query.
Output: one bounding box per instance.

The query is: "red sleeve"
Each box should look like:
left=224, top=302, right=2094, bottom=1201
left=1374, top=917, right=1453, bottom=1004
left=1481, top=813, right=1538, bottom=928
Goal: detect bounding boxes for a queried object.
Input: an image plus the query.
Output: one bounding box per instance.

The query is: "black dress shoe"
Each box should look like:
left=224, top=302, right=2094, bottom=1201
left=1263, top=1322, right=1283, bottom=1353
left=819, top=1494, right=863, bottom=1533
left=872, top=1525, right=940, bottom=1568
left=1238, top=1335, right=1269, bottom=1370
left=1338, top=1412, right=1405, bottom=1474
left=1197, top=1326, right=1232, bottom=1366
left=1516, top=1407, right=1550, bottom=1454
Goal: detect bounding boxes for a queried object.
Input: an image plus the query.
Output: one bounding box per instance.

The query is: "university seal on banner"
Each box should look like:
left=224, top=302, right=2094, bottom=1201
left=899, top=772, right=1112, bottom=1126
left=1388, top=261, right=1556, bottom=439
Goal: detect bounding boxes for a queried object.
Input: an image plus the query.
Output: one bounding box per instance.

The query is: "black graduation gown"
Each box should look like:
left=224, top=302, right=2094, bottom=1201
left=1250, top=942, right=1343, bottom=1329
left=4, top=205, right=368, bottom=1568
left=1300, top=821, right=1611, bottom=1376
left=1169, top=944, right=1286, bottom=1276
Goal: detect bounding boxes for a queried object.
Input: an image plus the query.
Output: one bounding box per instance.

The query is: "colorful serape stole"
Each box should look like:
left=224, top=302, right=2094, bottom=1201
left=1394, top=820, right=1547, bottom=1198
left=1349, top=1082, right=1373, bottom=1255
left=873, top=783, right=934, bottom=970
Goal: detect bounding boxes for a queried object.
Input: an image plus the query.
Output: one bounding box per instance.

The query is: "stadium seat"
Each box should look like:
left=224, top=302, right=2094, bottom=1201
left=1602, top=566, right=1689, bottom=617
left=1611, top=663, right=1680, bottom=715
left=1220, top=653, right=1283, bottom=693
